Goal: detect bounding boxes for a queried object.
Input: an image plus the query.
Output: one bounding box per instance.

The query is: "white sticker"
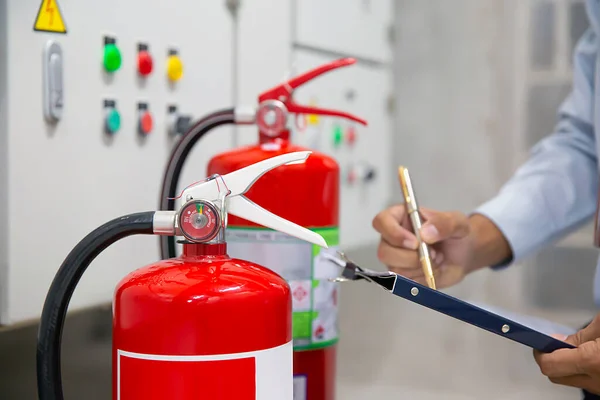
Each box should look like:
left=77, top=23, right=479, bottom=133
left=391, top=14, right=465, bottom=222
left=312, top=280, right=338, bottom=343
left=293, top=375, right=307, bottom=400
left=227, top=227, right=340, bottom=349
left=289, top=280, right=312, bottom=312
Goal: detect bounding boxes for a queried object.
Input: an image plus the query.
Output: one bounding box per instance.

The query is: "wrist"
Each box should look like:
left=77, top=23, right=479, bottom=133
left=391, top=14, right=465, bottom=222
left=464, top=213, right=512, bottom=273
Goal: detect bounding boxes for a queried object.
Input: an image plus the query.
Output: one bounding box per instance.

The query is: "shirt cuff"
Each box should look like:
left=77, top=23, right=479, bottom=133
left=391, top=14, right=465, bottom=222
left=471, top=197, right=525, bottom=270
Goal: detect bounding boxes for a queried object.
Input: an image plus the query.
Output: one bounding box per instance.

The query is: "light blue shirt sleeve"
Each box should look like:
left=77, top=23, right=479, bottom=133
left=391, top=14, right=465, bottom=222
left=474, top=27, right=599, bottom=268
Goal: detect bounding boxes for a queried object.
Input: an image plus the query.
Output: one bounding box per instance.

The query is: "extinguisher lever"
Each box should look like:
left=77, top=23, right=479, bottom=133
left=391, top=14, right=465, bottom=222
left=227, top=196, right=328, bottom=248
left=180, top=151, right=328, bottom=248
left=256, top=57, right=367, bottom=127
left=258, top=58, right=357, bottom=103
left=286, top=103, right=367, bottom=126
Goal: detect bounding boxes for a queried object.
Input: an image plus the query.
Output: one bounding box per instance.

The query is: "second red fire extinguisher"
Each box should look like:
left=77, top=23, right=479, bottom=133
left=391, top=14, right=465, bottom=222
left=159, top=58, right=368, bottom=400
left=36, top=151, right=329, bottom=400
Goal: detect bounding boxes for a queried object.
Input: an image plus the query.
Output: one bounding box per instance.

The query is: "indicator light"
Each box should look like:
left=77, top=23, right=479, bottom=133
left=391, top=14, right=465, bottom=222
left=137, top=44, right=153, bottom=76
left=332, top=124, right=343, bottom=147
left=166, top=51, right=183, bottom=82
left=103, top=43, right=122, bottom=72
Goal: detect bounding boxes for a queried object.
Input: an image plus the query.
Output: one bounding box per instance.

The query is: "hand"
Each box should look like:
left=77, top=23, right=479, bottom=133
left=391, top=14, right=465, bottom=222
left=372, top=204, right=475, bottom=289
left=534, top=315, right=600, bottom=394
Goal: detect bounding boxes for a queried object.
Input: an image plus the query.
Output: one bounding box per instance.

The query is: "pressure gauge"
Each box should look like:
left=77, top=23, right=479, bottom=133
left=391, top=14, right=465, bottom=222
left=178, top=200, right=221, bottom=243
left=256, top=100, right=288, bottom=137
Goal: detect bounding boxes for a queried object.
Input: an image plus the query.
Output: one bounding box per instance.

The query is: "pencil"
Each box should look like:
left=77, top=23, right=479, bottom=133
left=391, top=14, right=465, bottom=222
left=397, top=166, right=437, bottom=290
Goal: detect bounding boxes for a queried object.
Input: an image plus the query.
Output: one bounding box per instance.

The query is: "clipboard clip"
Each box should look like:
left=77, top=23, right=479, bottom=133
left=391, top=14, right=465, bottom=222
left=323, top=251, right=397, bottom=292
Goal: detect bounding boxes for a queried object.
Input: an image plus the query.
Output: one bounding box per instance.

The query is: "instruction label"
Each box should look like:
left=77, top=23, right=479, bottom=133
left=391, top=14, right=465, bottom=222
left=33, top=0, right=67, bottom=34
left=226, top=226, right=340, bottom=350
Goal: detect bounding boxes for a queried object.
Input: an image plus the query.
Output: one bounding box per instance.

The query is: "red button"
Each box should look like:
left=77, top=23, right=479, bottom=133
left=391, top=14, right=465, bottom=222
left=346, top=126, right=357, bottom=145
left=137, top=51, right=153, bottom=76
left=347, top=169, right=356, bottom=184
left=139, top=112, right=153, bottom=134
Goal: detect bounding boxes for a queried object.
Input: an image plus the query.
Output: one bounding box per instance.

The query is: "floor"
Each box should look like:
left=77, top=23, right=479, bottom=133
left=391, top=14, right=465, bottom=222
left=0, top=245, right=593, bottom=399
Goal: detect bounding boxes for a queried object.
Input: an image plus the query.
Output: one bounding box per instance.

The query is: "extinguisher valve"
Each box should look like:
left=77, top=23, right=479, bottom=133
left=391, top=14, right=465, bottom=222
left=165, top=151, right=328, bottom=248
left=256, top=58, right=369, bottom=137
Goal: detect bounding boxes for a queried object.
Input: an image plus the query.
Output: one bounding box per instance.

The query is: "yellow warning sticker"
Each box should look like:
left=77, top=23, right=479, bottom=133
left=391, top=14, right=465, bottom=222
left=33, top=0, right=67, bottom=34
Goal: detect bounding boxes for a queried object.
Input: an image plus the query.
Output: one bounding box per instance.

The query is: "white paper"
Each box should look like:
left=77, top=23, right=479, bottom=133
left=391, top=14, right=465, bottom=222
left=469, top=301, right=577, bottom=337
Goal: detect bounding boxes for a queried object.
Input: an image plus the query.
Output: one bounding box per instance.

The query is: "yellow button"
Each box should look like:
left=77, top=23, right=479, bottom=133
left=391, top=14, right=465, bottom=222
left=167, top=55, right=183, bottom=81
left=307, top=99, right=320, bottom=125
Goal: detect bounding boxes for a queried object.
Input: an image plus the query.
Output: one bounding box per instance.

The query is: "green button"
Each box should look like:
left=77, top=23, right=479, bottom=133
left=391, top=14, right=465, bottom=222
left=105, top=109, right=121, bottom=134
left=333, top=124, right=343, bottom=147
left=103, top=44, right=122, bottom=72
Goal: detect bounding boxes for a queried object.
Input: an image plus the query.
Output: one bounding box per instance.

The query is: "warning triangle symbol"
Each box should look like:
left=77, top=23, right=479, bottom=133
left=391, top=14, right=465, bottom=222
left=33, top=0, right=67, bottom=34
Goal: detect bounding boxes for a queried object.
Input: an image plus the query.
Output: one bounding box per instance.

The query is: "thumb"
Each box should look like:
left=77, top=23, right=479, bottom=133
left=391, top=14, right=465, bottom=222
left=419, top=210, right=470, bottom=244
left=566, top=318, right=600, bottom=346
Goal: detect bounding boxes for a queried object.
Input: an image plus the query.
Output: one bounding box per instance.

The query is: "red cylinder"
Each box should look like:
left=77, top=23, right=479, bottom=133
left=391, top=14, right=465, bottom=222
left=208, top=138, right=339, bottom=400
left=112, top=242, right=293, bottom=400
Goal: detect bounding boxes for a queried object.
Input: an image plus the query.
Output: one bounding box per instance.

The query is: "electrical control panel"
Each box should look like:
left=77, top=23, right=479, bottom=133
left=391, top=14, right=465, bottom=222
left=0, top=0, right=234, bottom=324
left=0, top=0, right=394, bottom=326
left=294, top=0, right=394, bottom=63
left=290, top=50, right=393, bottom=248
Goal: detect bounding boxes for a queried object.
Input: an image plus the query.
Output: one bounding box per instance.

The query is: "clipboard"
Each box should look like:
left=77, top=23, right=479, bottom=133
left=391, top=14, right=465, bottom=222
left=327, top=253, right=577, bottom=353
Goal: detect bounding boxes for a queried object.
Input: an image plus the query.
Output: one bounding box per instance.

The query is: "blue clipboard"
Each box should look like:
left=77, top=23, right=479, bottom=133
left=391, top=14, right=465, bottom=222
left=328, top=253, right=576, bottom=353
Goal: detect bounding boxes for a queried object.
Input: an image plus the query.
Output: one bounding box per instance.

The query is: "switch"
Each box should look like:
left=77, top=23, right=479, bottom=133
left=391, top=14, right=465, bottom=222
left=103, top=36, right=122, bottom=72
left=137, top=103, right=153, bottom=135
left=167, top=105, right=192, bottom=136
left=166, top=49, right=183, bottom=82
left=43, top=40, right=63, bottom=123
left=137, top=43, right=153, bottom=76
left=103, top=99, right=121, bottom=135
left=332, top=124, right=343, bottom=147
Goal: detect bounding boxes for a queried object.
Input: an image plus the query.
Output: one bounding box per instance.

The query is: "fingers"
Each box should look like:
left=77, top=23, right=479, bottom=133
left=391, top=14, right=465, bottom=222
left=568, top=316, right=600, bottom=346
left=419, top=209, right=470, bottom=244
left=547, top=375, right=598, bottom=393
left=534, top=340, right=600, bottom=378
left=372, top=205, right=418, bottom=249
left=377, top=238, right=444, bottom=279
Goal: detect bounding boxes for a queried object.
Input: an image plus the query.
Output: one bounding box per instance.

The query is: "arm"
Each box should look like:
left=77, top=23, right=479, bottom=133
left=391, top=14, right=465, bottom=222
left=468, top=27, right=599, bottom=271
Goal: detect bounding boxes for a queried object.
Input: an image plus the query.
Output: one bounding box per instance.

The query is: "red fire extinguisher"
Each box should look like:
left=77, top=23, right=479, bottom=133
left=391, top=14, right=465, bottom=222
left=36, top=151, right=328, bottom=400
left=158, top=58, right=367, bottom=400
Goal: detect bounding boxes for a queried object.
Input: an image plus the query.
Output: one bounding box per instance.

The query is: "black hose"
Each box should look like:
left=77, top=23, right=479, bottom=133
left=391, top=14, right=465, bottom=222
left=159, top=108, right=236, bottom=259
left=36, top=212, right=156, bottom=400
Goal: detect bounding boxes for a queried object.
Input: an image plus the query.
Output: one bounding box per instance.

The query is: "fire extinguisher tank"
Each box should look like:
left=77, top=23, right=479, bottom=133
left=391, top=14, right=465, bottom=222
left=113, top=243, right=293, bottom=399
left=208, top=143, right=339, bottom=228
left=208, top=143, right=339, bottom=400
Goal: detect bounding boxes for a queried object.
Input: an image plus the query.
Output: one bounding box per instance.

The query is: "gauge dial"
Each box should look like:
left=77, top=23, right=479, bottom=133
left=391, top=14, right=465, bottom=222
left=178, top=200, right=221, bottom=242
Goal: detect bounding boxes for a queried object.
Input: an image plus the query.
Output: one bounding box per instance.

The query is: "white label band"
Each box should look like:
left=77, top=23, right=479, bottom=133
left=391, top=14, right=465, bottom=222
left=117, top=341, right=293, bottom=400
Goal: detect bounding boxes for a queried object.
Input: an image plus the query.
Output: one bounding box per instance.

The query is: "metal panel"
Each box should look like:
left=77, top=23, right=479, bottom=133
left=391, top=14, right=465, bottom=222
left=294, top=0, right=393, bottom=63
left=235, top=0, right=292, bottom=147
left=2, top=0, right=233, bottom=324
left=290, top=50, right=393, bottom=248
left=0, top=0, right=9, bottom=324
